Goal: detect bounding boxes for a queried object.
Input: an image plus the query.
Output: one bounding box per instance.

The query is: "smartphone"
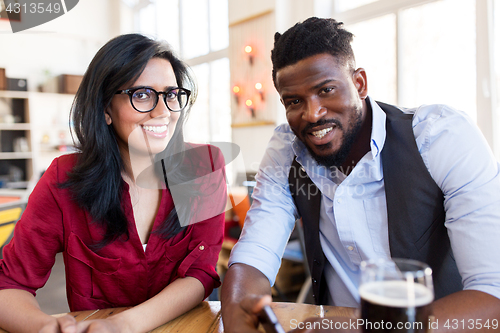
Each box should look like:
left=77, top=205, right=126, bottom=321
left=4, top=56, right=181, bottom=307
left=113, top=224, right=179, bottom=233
left=257, top=304, right=286, bottom=333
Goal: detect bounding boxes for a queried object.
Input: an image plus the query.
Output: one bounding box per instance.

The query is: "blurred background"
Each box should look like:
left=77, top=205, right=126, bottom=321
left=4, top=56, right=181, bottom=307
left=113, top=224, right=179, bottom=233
left=0, top=0, right=499, bottom=314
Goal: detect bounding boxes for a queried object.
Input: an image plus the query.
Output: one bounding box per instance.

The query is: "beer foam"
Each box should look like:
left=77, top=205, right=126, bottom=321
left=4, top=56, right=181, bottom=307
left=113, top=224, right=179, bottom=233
left=359, top=280, right=434, bottom=307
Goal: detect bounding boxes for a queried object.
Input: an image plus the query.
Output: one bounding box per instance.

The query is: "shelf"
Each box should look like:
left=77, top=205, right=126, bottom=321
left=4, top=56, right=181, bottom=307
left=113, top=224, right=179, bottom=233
left=0, top=123, right=31, bottom=130
left=0, top=90, right=75, bottom=185
left=31, top=124, right=71, bottom=131
left=0, top=90, right=75, bottom=99
left=0, top=152, right=32, bottom=160
left=0, top=90, right=30, bottom=99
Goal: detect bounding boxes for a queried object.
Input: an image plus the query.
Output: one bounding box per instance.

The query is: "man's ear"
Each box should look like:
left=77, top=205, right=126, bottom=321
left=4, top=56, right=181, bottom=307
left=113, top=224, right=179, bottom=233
left=353, top=68, right=368, bottom=99
left=105, top=112, right=112, bottom=125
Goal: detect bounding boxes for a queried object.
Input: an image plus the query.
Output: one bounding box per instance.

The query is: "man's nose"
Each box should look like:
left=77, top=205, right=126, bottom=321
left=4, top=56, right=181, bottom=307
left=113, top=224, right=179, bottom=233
left=302, top=98, right=326, bottom=122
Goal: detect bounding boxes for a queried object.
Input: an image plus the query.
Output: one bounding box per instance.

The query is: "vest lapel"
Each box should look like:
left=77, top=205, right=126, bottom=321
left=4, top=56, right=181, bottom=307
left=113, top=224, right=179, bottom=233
left=379, top=101, right=462, bottom=298
left=289, top=158, right=328, bottom=304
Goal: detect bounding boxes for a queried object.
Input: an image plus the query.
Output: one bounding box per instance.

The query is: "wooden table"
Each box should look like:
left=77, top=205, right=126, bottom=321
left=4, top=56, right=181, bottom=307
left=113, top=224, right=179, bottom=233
left=0, top=301, right=357, bottom=332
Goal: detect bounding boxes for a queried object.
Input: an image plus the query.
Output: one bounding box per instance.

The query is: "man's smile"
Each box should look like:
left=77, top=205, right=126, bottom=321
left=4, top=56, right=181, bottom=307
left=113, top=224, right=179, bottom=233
left=311, top=127, right=333, bottom=139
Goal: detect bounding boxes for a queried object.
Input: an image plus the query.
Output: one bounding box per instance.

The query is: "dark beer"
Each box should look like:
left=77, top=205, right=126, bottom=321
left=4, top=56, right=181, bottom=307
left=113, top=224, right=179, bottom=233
left=359, top=280, right=433, bottom=333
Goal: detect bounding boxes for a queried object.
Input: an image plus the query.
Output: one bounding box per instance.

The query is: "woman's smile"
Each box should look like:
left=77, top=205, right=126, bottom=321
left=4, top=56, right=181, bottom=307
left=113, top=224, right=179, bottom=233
left=142, top=123, right=169, bottom=138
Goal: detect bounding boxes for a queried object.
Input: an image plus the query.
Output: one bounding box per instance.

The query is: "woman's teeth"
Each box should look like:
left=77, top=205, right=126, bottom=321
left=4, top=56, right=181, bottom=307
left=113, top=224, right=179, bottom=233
left=312, top=127, right=332, bottom=139
left=143, top=125, right=167, bottom=133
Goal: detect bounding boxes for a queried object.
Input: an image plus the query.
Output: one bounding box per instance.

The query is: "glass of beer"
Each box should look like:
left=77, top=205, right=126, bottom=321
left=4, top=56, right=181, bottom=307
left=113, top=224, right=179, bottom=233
left=359, top=258, right=434, bottom=333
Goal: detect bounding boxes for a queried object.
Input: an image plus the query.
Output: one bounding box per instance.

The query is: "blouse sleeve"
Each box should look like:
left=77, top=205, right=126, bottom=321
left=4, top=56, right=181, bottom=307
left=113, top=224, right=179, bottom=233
left=181, top=213, right=225, bottom=299
left=0, top=158, right=64, bottom=296
left=176, top=144, right=227, bottom=299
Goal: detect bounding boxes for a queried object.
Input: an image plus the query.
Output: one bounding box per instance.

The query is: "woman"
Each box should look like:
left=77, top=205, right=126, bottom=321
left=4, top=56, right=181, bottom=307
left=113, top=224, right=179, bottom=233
left=0, top=34, right=227, bottom=333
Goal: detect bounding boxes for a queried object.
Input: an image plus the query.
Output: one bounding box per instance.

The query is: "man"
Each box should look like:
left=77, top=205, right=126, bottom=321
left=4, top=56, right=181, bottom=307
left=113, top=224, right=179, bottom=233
left=221, top=17, right=500, bottom=332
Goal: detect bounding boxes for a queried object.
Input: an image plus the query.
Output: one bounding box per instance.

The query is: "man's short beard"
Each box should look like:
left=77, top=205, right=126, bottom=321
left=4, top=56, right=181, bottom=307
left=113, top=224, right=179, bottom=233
left=305, top=112, right=363, bottom=169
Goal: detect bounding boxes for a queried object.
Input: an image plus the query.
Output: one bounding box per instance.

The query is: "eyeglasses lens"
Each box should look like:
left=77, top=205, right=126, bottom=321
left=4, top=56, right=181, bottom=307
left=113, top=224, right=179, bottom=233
left=131, top=88, right=188, bottom=112
left=165, top=89, right=188, bottom=111
left=132, top=88, right=155, bottom=112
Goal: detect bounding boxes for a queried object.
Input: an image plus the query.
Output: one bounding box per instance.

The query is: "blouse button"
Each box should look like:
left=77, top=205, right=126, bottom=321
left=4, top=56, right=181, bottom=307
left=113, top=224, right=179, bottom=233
left=199, top=245, right=205, bottom=251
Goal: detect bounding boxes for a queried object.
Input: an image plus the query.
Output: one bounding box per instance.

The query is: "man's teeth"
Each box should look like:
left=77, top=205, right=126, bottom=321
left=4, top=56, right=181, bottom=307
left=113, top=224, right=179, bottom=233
left=312, top=127, right=333, bottom=139
left=143, top=125, right=167, bottom=133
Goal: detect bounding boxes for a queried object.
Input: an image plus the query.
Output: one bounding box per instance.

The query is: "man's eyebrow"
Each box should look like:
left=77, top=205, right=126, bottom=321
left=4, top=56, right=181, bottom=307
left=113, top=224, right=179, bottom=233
left=280, top=79, right=338, bottom=100
left=312, top=79, right=336, bottom=90
left=281, top=92, right=300, bottom=100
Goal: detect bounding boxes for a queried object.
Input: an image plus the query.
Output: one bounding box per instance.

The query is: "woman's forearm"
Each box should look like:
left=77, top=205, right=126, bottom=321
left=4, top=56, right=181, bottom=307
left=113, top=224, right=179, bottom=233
left=106, top=276, right=205, bottom=333
left=0, top=289, right=55, bottom=333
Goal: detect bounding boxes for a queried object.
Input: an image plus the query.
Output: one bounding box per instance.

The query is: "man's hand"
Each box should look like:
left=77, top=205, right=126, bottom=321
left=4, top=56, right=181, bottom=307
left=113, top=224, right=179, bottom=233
left=429, top=290, right=500, bottom=333
left=221, top=263, right=273, bottom=333
left=224, top=294, right=273, bottom=333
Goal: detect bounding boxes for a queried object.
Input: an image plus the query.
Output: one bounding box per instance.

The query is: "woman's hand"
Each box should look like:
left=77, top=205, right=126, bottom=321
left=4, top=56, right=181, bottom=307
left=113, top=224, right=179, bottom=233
left=37, top=315, right=132, bottom=333
left=38, top=314, right=77, bottom=333
left=73, top=316, right=131, bottom=333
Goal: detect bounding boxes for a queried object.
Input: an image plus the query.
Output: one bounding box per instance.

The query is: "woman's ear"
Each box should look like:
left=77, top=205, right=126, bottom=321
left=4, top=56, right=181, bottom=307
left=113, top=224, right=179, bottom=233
left=352, top=68, right=368, bottom=99
left=105, top=112, right=112, bottom=125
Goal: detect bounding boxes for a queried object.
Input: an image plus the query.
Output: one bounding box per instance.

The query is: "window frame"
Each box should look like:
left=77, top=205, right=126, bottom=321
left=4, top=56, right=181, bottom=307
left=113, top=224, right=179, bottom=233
left=333, top=0, right=499, bottom=159
left=130, top=0, right=230, bottom=144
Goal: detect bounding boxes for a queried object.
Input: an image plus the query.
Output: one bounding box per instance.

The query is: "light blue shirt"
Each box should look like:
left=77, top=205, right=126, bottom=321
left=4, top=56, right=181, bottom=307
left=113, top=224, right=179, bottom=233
left=229, top=97, right=500, bottom=307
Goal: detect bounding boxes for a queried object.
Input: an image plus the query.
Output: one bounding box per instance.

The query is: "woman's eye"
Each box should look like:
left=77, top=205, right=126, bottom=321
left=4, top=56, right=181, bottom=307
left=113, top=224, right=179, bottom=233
left=133, top=90, right=153, bottom=101
left=166, top=91, right=177, bottom=100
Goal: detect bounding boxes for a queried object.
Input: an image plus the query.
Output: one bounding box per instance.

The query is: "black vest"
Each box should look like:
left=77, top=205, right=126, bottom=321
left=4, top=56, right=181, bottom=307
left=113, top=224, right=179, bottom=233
left=288, top=102, right=462, bottom=305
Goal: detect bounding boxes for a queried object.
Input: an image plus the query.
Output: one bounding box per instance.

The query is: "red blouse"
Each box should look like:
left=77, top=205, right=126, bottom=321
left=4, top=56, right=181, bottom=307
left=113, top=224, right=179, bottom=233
left=0, top=149, right=226, bottom=311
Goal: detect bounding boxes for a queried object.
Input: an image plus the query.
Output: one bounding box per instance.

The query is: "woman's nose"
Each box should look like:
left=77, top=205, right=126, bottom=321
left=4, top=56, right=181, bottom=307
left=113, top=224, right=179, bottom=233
left=149, top=97, right=171, bottom=118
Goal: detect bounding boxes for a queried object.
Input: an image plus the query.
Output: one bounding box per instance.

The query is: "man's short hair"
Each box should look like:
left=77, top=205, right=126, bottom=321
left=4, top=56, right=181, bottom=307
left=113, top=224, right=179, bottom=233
left=271, top=17, right=355, bottom=88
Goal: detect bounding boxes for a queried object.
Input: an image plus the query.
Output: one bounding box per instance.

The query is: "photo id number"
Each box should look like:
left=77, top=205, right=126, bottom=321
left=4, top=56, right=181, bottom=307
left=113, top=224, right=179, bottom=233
left=443, top=319, right=498, bottom=330
left=5, top=2, right=62, bottom=14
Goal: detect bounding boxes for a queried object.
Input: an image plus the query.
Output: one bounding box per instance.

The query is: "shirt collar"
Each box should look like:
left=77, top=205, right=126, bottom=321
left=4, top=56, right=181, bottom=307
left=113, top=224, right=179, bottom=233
left=367, top=96, right=387, bottom=160
left=291, top=135, right=315, bottom=172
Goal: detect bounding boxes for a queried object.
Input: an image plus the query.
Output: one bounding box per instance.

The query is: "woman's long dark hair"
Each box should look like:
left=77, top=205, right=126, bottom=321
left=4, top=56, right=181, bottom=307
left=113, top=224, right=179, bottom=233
left=61, top=34, right=197, bottom=247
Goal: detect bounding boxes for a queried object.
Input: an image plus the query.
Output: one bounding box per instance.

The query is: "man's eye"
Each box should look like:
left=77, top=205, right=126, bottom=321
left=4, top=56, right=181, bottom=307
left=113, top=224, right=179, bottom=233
left=321, top=87, right=334, bottom=94
left=287, top=99, right=300, bottom=106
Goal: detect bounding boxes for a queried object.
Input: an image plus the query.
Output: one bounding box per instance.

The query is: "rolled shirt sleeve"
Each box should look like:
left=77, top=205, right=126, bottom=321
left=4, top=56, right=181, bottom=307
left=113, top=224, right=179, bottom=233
left=180, top=144, right=227, bottom=299
left=414, top=104, right=500, bottom=299
left=0, top=158, right=64, bottom=295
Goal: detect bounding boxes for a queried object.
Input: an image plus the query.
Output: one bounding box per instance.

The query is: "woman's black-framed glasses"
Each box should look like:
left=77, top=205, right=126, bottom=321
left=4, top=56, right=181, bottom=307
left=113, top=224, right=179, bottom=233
left=115, top=87, right=191, bottom=113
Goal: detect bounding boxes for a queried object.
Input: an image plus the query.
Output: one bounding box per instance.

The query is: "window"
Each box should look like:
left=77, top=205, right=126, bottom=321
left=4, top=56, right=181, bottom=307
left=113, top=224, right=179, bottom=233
left=335, top=0, right=378, bottom=12
left=349, top=14, right=397, bottom=105
left=181, top=0, right=210, bottom=59
left=128, top=0, right=230, bottom=145
left=343, top=0, right=476, bottom=117
left=336, top=0, right=499, bottom=159
left=494, top=0, right=500, bottom=158
left=398, top=0, right=476, bottom=116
